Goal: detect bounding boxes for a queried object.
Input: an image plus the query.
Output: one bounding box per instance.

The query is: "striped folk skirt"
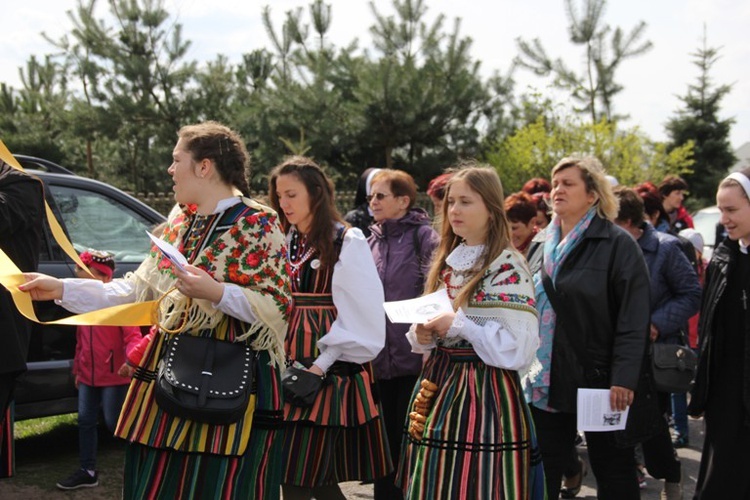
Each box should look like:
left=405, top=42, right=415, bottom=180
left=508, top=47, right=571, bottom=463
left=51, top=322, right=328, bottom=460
left=123, top=426, right=282, bottom=499
left=282, top=294, right=392, bottom=487
left=398, top=347, right=546, bottom=500
left=118, top=335, right=284, bottom=499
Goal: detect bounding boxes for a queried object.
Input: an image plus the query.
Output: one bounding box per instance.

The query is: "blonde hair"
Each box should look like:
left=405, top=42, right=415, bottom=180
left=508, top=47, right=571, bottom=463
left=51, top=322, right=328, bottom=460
left=551, top=156, right=619, bottom=221
left=424, top=163, right=514, bottom=308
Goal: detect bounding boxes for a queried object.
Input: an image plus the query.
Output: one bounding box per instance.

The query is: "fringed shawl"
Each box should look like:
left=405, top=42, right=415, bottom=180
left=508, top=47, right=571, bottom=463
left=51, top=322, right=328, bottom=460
left=126, top=198, right=291, bottom=367
left=442, top=248, right=538, bottom=350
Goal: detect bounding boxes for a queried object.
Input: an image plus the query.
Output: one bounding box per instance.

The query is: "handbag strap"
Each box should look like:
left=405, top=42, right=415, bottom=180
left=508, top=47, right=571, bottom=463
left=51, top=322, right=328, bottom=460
left=156, top=286, right=192, bottom=335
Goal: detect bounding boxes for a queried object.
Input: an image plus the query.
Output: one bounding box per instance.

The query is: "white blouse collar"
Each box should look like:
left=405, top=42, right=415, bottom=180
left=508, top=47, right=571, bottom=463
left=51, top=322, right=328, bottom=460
left=213, top=196, right=242, bottom=214
left=446, top=243, right=485, bottom=271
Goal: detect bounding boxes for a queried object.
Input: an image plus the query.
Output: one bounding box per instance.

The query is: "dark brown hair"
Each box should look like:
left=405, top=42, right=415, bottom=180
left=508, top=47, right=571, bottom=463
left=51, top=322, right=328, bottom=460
left=614, top=187, right=645, bottom=227
left=178, top=121, right=250, bottom=196
left=658, top=175, right=689, bottom=197
left=268, top=156, right=345, bottom=268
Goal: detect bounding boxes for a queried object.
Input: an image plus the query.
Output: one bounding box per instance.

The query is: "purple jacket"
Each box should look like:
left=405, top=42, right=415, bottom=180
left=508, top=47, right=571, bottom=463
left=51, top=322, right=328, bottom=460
left=368, top=208, right=439, bottom=379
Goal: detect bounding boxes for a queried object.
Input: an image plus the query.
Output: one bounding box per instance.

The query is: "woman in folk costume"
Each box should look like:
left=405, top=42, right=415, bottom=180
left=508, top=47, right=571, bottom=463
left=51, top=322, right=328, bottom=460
left=398, top=165, right=545, bottom=499
left=21, top=121, right=291, bottom=499
left=268, top=157, right=392, bottom=500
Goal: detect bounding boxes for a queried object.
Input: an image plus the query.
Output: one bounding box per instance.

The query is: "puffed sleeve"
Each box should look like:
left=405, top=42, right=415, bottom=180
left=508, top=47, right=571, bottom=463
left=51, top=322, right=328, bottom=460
left=314, top=228, right=386, bottom=373
left=444, top=308, right=539, bottom=371
left=60, top=278, right=138, bottom=313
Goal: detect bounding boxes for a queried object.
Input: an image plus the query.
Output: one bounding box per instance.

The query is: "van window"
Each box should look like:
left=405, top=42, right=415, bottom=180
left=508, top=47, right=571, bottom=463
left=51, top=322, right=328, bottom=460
left=46, top=184, right=155, bottom=262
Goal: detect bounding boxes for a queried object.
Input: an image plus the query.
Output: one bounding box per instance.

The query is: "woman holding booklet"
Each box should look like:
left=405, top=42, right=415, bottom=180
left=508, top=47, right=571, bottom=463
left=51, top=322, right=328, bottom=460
left=398, top=164, right=545, bottom=499
left=524, top=156, right=651, bottom=499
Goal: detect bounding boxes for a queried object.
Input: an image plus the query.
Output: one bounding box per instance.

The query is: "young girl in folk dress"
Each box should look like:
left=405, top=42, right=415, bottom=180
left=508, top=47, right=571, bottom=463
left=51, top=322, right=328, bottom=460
left=269, top=157, right=392, bottom=500
left=399, top=165, right=546, bottom=499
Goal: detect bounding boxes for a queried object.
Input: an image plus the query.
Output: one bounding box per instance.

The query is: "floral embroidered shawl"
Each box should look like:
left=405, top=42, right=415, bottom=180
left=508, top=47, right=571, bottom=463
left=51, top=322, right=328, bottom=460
left=126, top=198, right=291, bottom=366
left=441, top=248, right=538, bottom=349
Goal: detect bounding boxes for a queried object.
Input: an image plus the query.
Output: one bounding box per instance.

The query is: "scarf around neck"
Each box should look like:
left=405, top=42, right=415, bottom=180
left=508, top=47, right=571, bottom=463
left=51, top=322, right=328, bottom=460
left=528, top=207, right=597, bottom=410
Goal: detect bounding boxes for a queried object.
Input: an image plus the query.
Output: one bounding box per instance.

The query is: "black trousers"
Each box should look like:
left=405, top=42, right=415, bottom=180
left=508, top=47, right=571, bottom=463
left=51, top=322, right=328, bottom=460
left=531, top=405, right=640, bottom=500
left=640, top=391, right=681, bottom=482
left=373, top=375, right=418, bottom=500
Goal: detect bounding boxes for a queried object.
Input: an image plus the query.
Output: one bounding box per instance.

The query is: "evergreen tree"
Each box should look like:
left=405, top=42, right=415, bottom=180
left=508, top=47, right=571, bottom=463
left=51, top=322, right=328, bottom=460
left=666, top=30, right=736, bottom=206
left=46, top=0, right=197, bottom=192
left=515, top=0, right=652, bottom=123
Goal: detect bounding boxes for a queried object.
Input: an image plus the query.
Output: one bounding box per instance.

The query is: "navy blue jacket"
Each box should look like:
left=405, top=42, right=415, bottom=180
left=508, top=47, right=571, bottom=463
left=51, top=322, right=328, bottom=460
left=637, top=223, right=701, bottom=343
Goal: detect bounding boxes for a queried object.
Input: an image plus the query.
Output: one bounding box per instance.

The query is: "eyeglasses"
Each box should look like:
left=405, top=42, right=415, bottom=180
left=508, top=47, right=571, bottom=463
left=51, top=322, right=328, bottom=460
left=366, top=192, right=393, bottom=203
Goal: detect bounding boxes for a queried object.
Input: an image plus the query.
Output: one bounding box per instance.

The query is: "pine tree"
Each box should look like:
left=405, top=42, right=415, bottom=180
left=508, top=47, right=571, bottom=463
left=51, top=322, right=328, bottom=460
left=515, top=0, right=652, bottom=123
left=666, top=29, right=736, bottom=206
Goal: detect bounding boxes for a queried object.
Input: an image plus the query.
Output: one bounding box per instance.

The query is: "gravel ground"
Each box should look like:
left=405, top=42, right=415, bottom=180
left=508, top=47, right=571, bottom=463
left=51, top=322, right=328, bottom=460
left=0, top=416, right=703, bottom=498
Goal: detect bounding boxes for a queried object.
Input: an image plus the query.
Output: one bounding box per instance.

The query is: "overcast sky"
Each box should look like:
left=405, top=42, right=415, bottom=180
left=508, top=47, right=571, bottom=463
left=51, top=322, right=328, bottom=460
left=3, top=0, right=749, bottom=150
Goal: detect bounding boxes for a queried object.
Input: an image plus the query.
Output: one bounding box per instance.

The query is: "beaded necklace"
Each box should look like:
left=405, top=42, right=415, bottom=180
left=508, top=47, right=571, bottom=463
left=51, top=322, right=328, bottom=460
left=443, top=269, right=476, bottom=300
left=288, top=230, right=317, bottom=284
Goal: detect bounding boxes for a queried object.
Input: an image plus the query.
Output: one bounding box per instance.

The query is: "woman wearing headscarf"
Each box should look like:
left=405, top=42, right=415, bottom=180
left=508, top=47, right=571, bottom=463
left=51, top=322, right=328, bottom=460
left=344, top=167, right=382, bottom=237
left=689, top=167, right=750, bottom=499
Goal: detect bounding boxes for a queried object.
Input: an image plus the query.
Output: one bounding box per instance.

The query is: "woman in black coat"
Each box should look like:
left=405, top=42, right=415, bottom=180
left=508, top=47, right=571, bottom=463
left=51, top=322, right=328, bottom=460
left=526, top=156, right=651, bottom=499
left=689, top=167, right=750, bottom=499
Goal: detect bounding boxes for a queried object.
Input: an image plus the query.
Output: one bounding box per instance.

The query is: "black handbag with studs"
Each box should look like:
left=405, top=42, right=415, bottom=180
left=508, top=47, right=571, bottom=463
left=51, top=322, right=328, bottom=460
left=155, top=334, right=254, bottom=425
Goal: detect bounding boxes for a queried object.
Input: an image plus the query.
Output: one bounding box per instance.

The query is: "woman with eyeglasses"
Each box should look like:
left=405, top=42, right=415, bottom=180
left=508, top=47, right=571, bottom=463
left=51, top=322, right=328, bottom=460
left=269, top=157, right=391, bottom=500
left=366, top=169, right=439, bottom=499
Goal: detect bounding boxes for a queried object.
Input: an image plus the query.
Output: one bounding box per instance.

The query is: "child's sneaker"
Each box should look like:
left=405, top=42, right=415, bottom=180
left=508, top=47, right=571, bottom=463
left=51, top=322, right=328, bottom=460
left=56, top=469, right=99, bottom=490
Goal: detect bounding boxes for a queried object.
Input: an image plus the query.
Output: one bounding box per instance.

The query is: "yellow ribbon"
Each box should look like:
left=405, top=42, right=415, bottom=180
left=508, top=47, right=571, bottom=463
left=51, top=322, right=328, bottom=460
left=0, top=247, right=157, bottom=326
left=0, top=139, right=157, bottom=327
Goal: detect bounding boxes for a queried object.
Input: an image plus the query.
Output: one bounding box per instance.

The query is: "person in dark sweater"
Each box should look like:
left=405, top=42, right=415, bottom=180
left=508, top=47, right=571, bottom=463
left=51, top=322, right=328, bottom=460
left=0, top=159, right=44, bottom=474
left=344, top=168, right=381, bottom=237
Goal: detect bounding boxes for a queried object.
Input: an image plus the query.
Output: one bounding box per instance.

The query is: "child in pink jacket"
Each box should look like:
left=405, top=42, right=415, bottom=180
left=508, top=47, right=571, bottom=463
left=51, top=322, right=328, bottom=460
left=56, top=250, right=142, bottom=491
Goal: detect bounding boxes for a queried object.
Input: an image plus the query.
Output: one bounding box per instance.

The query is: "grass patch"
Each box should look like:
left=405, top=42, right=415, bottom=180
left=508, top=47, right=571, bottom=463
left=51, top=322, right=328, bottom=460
left=0, top=414, right=126, bottom=499
left=15, top=413, right=77, bottom=439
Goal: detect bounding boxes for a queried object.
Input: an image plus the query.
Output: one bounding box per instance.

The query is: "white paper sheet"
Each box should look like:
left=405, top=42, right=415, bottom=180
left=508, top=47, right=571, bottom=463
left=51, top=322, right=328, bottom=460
left=382, top=288, right=454, bottom=324
left=576, top=388, right=630, bottom=432
left=147, top=231, right=188, bottom=273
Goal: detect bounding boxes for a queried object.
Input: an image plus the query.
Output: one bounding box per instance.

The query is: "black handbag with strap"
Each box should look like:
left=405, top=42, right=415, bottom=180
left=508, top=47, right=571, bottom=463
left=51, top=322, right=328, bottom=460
left=650, top=332, right=697, bottom=393
left=155, top=334, right=254, bottom=425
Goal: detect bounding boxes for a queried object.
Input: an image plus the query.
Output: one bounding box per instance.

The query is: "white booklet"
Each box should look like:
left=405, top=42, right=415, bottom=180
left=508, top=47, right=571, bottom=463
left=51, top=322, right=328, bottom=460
left=576, top=388, right=630, bottom=432
left=147, top=231, right=188, bottom=273
left=382, top=288, right=454, bottom=324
